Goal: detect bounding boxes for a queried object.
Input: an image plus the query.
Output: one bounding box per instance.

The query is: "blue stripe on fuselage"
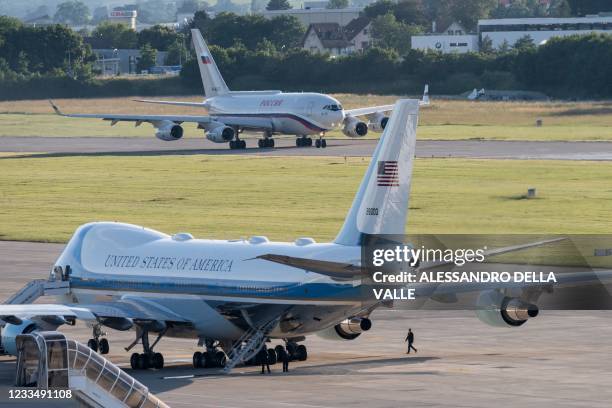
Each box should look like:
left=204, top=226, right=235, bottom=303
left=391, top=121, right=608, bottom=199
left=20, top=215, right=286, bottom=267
left=69, top=276, right=361, bottom=301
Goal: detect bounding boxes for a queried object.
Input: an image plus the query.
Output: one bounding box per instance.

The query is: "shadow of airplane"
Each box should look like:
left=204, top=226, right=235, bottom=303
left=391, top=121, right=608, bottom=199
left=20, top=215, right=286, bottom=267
left=135, top=355, right=441, bottom=393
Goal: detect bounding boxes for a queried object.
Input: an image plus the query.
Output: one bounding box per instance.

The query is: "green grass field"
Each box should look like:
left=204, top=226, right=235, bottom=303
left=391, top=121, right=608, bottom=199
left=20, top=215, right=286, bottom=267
left=1, top=154, right=611, bottom=243
left=1, top=97, right=610, bottom=141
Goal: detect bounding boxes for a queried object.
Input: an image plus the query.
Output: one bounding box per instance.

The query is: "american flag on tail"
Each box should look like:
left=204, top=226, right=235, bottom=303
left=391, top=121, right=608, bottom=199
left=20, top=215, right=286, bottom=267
left=201, top=55, right=212, bottom=64
left=377, top=161, right=399, bottom=186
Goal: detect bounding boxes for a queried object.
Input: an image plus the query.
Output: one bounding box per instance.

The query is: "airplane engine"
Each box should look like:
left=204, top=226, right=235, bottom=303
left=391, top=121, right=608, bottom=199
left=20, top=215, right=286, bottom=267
left=368, top=112, right=389, bottom=132
left=155, top=121, right=184, bottom=141
left=475, top=290, right=539, bottom=328
left=1, top=319, right=38, bottom=356
left=206, top=125, right=235, bottom=143
left=342, top=117, right=368, bottom=138
left=316, top=317, right=372, bottom=341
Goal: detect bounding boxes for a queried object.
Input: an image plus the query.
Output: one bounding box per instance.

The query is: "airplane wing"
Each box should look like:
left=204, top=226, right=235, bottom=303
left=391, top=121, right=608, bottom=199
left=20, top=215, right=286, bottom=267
left=418, top=237, right=567, bottom=271
left=413, top=269, right=612, bottom=299
left=255, top=253, right=612, bottom=299
left=254, top=254, right=362, bottom=281
left=344, top=104, right=396, bottom=118
left=51, top=101, right=283, bottom=134
left=0, top=299, right=189, bottom=326
left=256, top=237, right=566, bottom=282
left=0, top=304, right=97, bottom=323
left=50, top=100, right=211, bottom=125
left=344, top=85, right=430, bottom=118
left=133, top=99, right=208, bottom=108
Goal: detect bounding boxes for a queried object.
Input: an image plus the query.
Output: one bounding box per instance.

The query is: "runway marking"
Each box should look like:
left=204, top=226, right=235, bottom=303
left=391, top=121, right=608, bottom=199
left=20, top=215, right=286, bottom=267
left=162, top=374, right=195, bottom=379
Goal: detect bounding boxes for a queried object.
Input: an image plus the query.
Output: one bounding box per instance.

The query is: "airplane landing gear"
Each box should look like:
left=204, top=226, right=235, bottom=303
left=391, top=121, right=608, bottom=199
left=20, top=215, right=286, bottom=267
left=130, top=351, right=164, bottom=370
left=87, top=324, right=109, bottom=355
left=315, top=138, right=327, bottom=148
left=229, top=138, right=246, bottom=149
left=127, top=327, right=165, bottom=370
left=277, top=341, right=307, bottom=362
left=193, top=339, right=227, bottom=368
left=258, top=132, right=275, bottom=148
left=296, top=136, right=312, bottom=147
left=258, top=138, right=275, bottom=148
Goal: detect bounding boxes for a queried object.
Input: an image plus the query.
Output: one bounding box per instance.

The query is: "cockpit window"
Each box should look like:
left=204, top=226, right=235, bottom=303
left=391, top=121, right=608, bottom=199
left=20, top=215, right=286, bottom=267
left=324, top=104, right=343, bottom=111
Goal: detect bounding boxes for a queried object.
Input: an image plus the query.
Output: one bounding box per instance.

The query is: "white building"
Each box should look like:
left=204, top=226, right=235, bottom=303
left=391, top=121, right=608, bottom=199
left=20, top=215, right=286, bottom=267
left=262, top=7, right=362, bottom=27
left=411, top=22, right=479, bottom=53
left=478, top=16, right=612, bottom=48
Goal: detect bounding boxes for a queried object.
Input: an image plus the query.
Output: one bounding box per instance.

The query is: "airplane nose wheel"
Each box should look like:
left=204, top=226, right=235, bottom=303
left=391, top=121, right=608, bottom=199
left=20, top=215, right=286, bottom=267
left=315, top=138, right=327, bottom=148
left=87, top=325, right=109, bottom=354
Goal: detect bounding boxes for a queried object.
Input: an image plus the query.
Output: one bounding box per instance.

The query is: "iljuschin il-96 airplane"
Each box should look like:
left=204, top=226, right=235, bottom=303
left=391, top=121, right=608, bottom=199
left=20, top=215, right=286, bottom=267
left=1, top=100, right=609, bottom=372
left=50, top=29, right=429, bottom=150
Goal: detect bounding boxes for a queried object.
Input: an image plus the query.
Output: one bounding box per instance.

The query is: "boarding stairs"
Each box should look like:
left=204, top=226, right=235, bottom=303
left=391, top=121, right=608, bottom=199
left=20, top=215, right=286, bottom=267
left=16, top=331, right=170, bottom=408
left=3, top=278, right=69, bottom=305
left=0, top=277, right=71, bottom=354
left=223, top=318, right=279, bottom=373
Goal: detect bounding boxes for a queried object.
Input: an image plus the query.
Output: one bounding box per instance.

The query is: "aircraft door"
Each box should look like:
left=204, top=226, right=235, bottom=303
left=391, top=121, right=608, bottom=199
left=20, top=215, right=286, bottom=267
left=305, top=101, right=314, bottom=118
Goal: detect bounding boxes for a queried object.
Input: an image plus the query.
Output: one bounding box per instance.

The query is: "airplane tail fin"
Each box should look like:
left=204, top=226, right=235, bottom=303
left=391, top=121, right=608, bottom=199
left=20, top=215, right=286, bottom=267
left=191, top=29, right=230, bottom=97
left=334, top=99, right=419, bottom=246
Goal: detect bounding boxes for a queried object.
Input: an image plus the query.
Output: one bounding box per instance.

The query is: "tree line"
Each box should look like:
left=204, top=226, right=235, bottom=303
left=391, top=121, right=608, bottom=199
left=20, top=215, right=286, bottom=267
left=179, top=32, right=612, bottom=98
left=1, top=4, right=611, bottom=100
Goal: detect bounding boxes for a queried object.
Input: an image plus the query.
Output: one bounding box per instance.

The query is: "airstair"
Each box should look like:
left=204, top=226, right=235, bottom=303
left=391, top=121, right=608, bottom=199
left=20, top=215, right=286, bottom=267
left=223, top=318, right=279, bottom=373
left=0, top=276, right=71, bottom=354
left=4, top=278, right=70, bottom=305
left=4, top=272, right=71, bottom=306
left=15, top=331, right=170, bottom=408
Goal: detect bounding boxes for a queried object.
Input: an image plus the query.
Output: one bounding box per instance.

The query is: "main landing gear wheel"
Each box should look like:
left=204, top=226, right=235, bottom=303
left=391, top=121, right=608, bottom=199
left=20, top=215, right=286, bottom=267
left=296, top=344, right=307, bottom=361
left=296, top=137, right=312, bottom=147
left=192, top=349, right=227, bottom=368
left=258, top=138, right=275, bottom=148
left=275, top=343, right=307, bottom=362
left=130, top=352, right=164, bottom=370
left=127, top=326, right=166, bottom=370
left=285, top=342, right=308, bottom=361
left=229, top=139, right=246, bottom=149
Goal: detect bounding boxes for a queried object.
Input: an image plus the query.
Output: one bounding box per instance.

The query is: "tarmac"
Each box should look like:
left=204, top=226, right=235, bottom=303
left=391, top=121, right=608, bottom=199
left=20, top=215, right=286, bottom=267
left=0, top=240, right=611, bottom=407
left=3, top=136, right=612, bottom=160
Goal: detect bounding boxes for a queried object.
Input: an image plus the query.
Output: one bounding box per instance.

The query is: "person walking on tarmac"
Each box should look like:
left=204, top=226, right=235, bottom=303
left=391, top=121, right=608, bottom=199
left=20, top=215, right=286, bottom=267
left=259, top=345, right=271, bottom=374
left=405, top=328, right=418, bottom=354
left=278, top=346, right=290, bottom=372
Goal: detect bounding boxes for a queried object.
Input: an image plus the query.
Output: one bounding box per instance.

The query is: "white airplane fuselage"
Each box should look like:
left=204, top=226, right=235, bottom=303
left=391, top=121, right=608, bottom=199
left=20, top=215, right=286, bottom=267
left=205, top=92, right=346, bottom=135
left=57, top=222, right=365, bottom=341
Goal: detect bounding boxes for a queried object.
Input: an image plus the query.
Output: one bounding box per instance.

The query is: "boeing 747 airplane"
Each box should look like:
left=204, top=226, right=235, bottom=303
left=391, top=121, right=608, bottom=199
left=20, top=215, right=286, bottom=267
left=51, top=29, right=429, bottom=150
left=3, top=100, right=609, bottom=372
